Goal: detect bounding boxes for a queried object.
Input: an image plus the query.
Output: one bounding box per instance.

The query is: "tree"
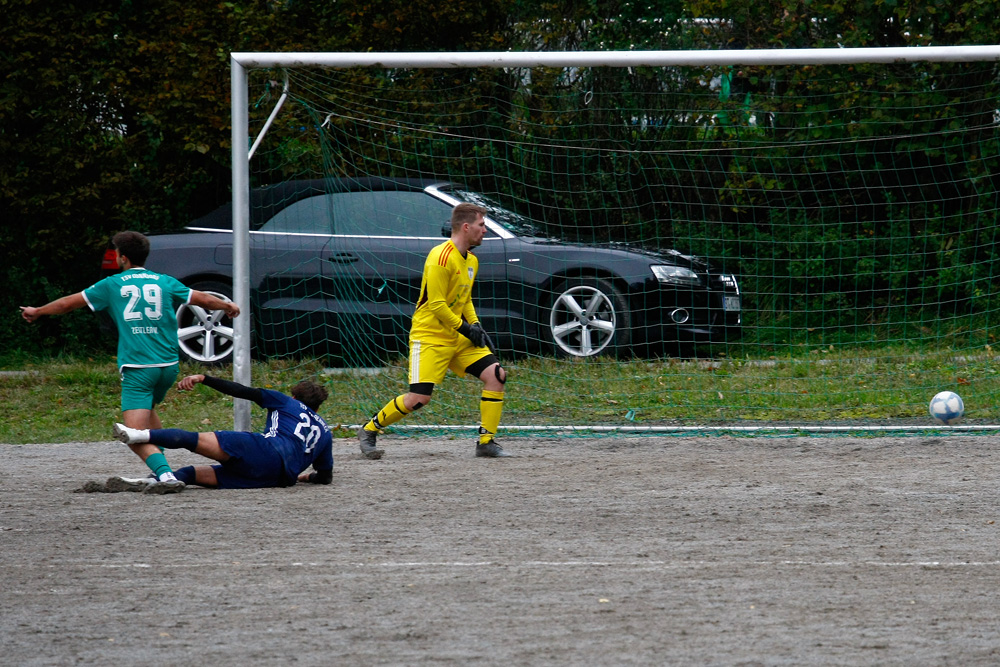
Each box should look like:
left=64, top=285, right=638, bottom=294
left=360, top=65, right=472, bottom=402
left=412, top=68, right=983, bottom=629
left=1, top=0, right=511, bottom=356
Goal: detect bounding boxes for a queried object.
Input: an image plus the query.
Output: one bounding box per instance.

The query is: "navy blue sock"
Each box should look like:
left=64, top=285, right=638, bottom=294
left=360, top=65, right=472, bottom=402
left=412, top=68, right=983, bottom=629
left=173, top=466, right=196, bottom=485
left=148, top=429, right=199, bottom=451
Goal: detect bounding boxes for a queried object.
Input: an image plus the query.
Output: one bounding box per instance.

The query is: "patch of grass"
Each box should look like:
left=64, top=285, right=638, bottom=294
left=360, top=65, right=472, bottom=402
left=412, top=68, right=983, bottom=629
left=0, top=356, right=360, bottom=444
left=398, top=346, right=1000, bottom=428
left=1, top=345, right=997, bottom=444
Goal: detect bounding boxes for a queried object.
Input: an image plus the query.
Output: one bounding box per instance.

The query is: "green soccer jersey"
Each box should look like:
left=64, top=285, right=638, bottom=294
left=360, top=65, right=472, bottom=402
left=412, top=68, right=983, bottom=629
left=83, top=268, right=192, bottom=370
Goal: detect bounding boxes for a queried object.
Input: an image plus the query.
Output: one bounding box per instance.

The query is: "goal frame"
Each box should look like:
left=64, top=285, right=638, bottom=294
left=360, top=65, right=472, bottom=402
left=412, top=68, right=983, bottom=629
left=228, top=46, right=1000, bottom=430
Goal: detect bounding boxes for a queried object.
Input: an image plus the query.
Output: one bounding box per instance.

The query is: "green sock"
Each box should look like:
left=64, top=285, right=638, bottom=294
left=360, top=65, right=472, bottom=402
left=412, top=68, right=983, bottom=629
left=144, top=452, right=172, bottom=478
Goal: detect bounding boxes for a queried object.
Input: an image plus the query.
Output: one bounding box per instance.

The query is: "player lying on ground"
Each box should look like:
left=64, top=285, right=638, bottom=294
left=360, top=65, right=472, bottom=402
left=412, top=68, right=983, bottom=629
left=357, top=202, right=510, bottom=460
left=110, top=374, right=333, bottom=490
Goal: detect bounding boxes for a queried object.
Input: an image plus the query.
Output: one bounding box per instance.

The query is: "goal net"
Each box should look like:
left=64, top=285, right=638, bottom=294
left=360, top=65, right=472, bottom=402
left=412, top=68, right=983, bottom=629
left=229, top=48, right=1000, bottom=435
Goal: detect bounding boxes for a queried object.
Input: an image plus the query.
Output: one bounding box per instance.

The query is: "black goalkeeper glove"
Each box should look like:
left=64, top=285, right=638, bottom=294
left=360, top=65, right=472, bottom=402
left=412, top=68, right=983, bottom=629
left=457, top=321, right=489, bottom=348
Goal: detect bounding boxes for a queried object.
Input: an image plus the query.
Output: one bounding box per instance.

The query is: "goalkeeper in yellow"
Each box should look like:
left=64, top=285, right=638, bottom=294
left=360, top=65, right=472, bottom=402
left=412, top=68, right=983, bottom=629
left=358, top=202, right=510, bottom=459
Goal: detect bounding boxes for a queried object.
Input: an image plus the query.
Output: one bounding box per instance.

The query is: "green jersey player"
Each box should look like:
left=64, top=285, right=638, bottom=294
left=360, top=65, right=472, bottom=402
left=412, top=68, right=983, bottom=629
left=21, top=231, right=240, bottom=492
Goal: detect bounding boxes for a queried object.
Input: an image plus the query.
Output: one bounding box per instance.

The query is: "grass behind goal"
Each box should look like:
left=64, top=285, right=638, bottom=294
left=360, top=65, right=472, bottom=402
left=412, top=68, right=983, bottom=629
left=233, top=50, right=1000, bottom=433
left=1, top=349, right=998, bottom=444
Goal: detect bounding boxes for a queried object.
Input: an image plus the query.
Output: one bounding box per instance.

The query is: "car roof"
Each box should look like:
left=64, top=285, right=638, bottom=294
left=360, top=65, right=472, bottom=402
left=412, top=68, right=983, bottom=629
left=189, top=177, right=456, bottom=230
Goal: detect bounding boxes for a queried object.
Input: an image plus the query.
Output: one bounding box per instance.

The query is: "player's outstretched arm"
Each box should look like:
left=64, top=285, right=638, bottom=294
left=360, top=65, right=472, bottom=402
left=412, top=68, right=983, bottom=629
left=190, top=290, right=241, bottom=319
left=20, top=292, right=87, bottom=322
left=178, top=374, right=265, bottom=405
left=177, top=374, right=207, bottom=391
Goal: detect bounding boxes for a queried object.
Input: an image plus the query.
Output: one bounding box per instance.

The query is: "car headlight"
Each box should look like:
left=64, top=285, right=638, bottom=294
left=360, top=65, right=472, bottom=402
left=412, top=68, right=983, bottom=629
left=651, top=265, right=700, bottom=285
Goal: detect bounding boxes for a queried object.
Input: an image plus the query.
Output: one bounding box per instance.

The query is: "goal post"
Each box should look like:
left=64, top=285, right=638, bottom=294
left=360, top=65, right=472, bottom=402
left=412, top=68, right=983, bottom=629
left=228, top=47, right=1000, bottom=432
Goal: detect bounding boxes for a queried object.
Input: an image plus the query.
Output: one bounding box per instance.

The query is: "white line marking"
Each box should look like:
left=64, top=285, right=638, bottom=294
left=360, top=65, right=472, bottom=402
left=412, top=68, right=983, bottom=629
left=344, top=424, right=1000, bottom=434
left=26, top=559, right=996, bottom=570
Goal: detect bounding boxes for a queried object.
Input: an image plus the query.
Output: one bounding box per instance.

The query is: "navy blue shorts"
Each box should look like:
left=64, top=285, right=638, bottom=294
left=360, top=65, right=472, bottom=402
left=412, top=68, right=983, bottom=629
left=212, top=431, right=293, bottom=489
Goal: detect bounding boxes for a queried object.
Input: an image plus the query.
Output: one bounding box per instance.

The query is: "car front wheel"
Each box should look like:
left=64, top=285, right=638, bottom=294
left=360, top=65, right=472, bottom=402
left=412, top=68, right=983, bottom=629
left=547, top=278, right=630, bottom=357
left=176, top=281, right=236, bottom=365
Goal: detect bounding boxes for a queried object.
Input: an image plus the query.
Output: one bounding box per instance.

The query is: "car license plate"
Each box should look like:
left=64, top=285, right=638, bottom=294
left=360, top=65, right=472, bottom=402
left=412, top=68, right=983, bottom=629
left=723, top=296, right=741, bottom=312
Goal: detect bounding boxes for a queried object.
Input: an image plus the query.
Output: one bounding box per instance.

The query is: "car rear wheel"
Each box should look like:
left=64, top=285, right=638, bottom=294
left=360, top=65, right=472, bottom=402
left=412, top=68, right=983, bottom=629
left=177, top=281, right=236, bottom=365
left=547, top=278, right=630, bottom=357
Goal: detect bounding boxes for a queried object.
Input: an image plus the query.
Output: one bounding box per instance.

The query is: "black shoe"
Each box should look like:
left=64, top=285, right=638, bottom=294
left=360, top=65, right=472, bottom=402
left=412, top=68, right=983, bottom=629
left=358, top=428, right=384, bottom=459
left=475, top=439, right=512, bottom=458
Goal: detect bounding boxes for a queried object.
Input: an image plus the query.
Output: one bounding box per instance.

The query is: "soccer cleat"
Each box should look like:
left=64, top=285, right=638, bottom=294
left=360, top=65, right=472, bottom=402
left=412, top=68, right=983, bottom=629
left=475, top=439, right=512, bottom=458
left=142, top=471, right=185, bottom=495
left=76, top=480, right=109, bottom=493
left=105, top=476, right=156, bottom=493
left=358, top=427, right=384, bottom=459
left=112, top=422, right=150, bottom=445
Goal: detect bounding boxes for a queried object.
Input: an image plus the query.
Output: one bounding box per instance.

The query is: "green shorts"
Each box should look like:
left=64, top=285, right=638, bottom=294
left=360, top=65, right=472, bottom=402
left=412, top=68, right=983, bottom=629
left=120, top=364, right=179, bottom=412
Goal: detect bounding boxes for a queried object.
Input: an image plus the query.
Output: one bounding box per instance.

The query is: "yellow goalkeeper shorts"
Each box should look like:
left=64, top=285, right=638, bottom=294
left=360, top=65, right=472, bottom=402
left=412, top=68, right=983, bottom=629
left=408, top=336, right=492, bottom=387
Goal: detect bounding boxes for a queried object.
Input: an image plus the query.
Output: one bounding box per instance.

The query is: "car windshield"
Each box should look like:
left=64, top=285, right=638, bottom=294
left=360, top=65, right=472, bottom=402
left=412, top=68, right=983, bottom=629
left=449, top=188, right=544, bottom=237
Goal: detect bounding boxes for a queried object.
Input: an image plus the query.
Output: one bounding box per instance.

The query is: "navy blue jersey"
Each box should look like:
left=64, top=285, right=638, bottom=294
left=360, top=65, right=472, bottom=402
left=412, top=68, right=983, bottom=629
left=257, top=389, right=333, bottom=479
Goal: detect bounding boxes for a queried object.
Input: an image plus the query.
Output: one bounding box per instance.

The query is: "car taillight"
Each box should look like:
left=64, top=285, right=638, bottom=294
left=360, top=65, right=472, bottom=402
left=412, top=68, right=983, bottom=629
left=101, top=249, right=118, bottom=271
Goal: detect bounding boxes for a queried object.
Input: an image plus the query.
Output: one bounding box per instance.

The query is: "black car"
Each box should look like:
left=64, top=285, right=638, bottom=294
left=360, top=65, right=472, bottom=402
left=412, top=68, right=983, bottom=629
left=107, top=178, right=741, bottom=365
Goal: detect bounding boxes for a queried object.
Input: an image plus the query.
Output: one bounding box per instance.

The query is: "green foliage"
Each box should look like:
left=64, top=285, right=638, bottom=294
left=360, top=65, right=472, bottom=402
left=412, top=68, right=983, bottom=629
left=1, top=1, right=281, bottom=355
left=1, top=0, right=511, bottom=357
left=3, top=0, right=1000, bottom=359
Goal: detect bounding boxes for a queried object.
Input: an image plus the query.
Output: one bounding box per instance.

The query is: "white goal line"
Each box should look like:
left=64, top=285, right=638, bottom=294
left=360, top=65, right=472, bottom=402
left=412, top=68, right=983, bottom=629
left=82, top=558, right=1000, bottom=570
left=347, top=424, right=1000, bottom=434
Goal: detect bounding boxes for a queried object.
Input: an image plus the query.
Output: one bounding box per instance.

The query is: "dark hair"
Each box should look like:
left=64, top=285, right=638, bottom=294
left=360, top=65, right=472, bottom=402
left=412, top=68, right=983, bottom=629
left=112, top=231, right=151, bottom=266
left=291, top=380, right=329, bottom=412
left=451, top=203, right=486, bottom=231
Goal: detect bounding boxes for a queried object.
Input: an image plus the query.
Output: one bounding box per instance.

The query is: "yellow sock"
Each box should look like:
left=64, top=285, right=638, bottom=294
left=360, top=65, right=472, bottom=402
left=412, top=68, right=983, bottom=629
left=367, top=394, right=410, bottom=431
left=479, top=390, right=504, bottom=444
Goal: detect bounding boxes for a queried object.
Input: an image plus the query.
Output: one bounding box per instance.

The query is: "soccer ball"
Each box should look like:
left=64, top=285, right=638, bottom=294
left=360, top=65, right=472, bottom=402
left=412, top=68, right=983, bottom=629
left=929, top=391, right=964, bottom=425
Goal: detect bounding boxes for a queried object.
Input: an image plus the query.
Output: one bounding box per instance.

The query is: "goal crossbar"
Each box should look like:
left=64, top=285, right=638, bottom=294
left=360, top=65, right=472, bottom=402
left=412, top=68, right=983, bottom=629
left=233, top=45, right=1000, bottom=69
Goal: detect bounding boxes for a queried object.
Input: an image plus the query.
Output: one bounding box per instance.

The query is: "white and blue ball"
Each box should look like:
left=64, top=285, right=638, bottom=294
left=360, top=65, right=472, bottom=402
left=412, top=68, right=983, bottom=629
left=929, top=391, right=964, bottom=425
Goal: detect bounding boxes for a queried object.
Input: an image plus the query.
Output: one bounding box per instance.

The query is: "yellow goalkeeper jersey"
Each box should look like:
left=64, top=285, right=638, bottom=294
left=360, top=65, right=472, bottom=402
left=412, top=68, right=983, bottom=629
left=410, top=240, right=480, bottom=345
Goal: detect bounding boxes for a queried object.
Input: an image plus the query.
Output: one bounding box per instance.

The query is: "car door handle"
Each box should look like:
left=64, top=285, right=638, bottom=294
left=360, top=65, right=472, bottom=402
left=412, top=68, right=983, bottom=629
left=328, top=253, right=360, bottom=264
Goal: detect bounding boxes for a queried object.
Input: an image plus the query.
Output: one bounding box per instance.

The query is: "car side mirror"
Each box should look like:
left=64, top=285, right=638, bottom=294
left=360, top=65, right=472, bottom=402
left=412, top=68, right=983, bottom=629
left=441, top=223, right=451, bottom=238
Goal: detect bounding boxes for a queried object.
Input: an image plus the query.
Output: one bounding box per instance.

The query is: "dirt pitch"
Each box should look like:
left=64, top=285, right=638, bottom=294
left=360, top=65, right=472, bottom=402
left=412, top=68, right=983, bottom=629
left=2, top=434, right=1000, bottom=665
